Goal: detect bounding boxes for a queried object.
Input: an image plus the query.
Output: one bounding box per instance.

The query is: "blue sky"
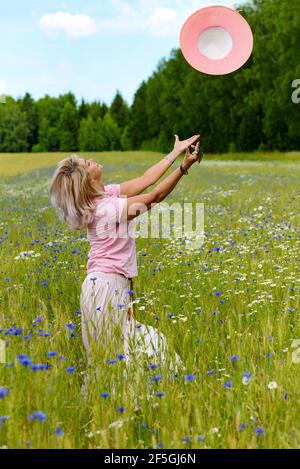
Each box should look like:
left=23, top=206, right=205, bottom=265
left=0, top=0, right=247, bottom=107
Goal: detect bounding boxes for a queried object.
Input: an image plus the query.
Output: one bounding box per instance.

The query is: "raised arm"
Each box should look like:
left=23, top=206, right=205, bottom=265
left=120, top=134, right=200, bottom=198
left=120, top=140, right=201, bottom=222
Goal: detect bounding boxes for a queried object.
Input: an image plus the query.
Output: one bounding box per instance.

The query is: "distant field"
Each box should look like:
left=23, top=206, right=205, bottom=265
left=1, top=153, right=300, bottom=449
left=0, top=151, right=300, bottom=177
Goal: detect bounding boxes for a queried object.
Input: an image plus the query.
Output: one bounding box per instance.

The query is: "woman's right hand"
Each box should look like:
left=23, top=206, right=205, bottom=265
left=182, top=139, right=202, bottom=171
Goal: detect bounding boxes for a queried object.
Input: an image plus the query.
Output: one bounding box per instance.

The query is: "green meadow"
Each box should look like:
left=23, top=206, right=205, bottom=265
left=0, top=151, right=300, bottom=449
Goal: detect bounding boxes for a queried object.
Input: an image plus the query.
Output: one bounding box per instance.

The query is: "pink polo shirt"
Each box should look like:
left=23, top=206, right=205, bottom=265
left=86, top=184, right=138, bottom=279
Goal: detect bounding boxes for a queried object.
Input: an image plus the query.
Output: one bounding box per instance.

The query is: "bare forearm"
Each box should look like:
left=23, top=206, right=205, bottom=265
left=151, top=166, right=184, bottom=203
left=143, top=149, right=180, bottom=185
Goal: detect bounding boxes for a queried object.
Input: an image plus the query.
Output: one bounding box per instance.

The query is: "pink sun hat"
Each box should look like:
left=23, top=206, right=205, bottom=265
left=180, top=5, right=254, bottom=75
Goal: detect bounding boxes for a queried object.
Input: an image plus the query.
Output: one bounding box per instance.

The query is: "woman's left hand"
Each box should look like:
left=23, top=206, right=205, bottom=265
left=173, top=134, right=200, bottom=156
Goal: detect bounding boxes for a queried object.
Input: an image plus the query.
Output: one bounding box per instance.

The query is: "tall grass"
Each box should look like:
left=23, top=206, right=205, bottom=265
left=0, top=153, right=300, bottom=448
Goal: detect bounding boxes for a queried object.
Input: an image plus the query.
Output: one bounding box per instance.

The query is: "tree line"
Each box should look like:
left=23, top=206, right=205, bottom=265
left=0, top=0, right=299, bottom=154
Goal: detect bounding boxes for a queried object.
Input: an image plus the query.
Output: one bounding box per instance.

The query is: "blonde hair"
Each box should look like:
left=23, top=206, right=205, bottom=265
left=49, top=154, right=108, bottom=230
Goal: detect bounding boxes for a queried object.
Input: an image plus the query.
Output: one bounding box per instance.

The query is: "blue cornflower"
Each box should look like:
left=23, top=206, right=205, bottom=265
left=149, top=364, right=159, bottom=370
left=151, top=375, right=161, bottom=382
left=0, top=416, right=9, bottom=422
left=107, top=360, right=117, bottom=365
left=17, top=355, right=31, bottom=366
left=100, top=392, right=110, bottom=398
left=167, top=314, right=174, bottom=318
left=223, top=380, right=233, bottom=389
left=265, top=353, right=272, bottom=358
left=184, top=374, right=195, bottom=382
left=5, top=278, right=10, bottom=282
left=126, top=289, right=134, bottom=295
left=154, top=316, right=160, bottom=321
left=213, top=291, right=222, bottom=296
left=156, top=392, right=164, bottom=397
left=239, top=423, right=247, bottom=432
left=116, top=407, right=125, bottom=413
left=28, top=411, right=46, bottom=422
left=30, top=363, right=48, bottom=371
left=55, top=427, right=64, bottom=436
left=197, top=436, right=205, bottom=443
left=117, top=354, right=125, bottom=360
left=183, top=437, right=192, bottom=443
left=0, top=387, right=10, bottom=398
left=229, top=355, right=239, bottom=362
left=66, top=366, right=75, bottom=374
left=283, top=392, right=288, bottom=400
left=207, top=369, right=215, bottom=375
left=141, top=423, right=148, bottom=430
left=47, top=351, right=57, bottom=357
left=64, top=323, right=75, bottom=331
left=213, top=247, right=220, bottom=251
left=196, top=339, right=203, bottom=343
left=255, top=427, right=265, bottom=436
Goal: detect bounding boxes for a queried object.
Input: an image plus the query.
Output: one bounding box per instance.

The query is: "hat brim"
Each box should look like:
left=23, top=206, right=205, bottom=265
left=180, top=5, right=254, bottom=75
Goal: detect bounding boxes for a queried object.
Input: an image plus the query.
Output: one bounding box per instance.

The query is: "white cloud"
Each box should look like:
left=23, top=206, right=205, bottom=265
left=39, top=1, right=244, bottom=39
left=39, top=11, right=98, bottom=38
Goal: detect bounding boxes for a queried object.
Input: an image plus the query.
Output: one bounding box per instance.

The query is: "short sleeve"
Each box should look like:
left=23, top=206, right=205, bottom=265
left=104, top=184, right=120, bottom=198
left=95, top=197, right=126, bottom=231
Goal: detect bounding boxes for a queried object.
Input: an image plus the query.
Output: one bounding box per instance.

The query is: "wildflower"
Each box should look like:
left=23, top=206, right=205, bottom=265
left=156, top=392, right=164, bottom=397
left=229, top=355, right=239, bottom=362
left=197, top=436, right=205, bottom=443
left=223, top=380, right=233, bottom=389
left=141, top=423, right=148, bottom=430
left=267, top=381, right=277, bottom=389
left=183, top=437, right=191, bottom=443
left=149, top=364, right=159, bottom=370
left=100, top=392, right=110, bottom=398
left=239, top=423, right=247, bottom=432
left=30, top=363, right=48, bottom=371
left=213, top=291, right=222, bottom=296
left=55, top=427, right=64, bottom=436
left=242, top=372, right=252, bottom=385
left=151, top=375, right=161, bottom=382
left=0, top=387, right=10, bottom=398
left=264, top=353, right=272, bottom=358
left=184, top=374, right=195, bottom=382
left=66, top=366, right=75, bottom=374
left=255, top=427, right=265, bottom=436
left=28, top=411, right=46, bottom=422
left=47, top=351, right=57, bottom=357
left=283, top=392, right=288, bottom=400
left=116, top=407, right=125, bottom=413
left=17, top=354, right=31, bottom=366
left=107, top=360, right=117, bottom=365
left=64, top=323, right=75, bottom=331
left=207, top=369, right=215, bottom=375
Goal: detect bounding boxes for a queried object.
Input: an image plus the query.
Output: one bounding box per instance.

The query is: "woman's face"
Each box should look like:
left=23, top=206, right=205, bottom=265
left=78, top=158, right=103, bottom=181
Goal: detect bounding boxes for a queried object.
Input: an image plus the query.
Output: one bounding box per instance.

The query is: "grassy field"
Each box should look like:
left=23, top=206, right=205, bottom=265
left=0, top=151, right=300, bottom=449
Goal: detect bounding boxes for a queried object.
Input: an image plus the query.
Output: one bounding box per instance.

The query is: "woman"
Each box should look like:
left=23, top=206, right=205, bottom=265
left=49, top=134, right=202, bottom=381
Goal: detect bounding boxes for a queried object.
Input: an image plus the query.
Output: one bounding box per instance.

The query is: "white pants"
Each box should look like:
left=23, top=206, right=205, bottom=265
left=80, top=271, right=185, bottom=371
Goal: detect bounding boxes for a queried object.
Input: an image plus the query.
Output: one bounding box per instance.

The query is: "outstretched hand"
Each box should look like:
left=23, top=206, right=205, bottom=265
left=173, top=134, right=200, bottom=156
